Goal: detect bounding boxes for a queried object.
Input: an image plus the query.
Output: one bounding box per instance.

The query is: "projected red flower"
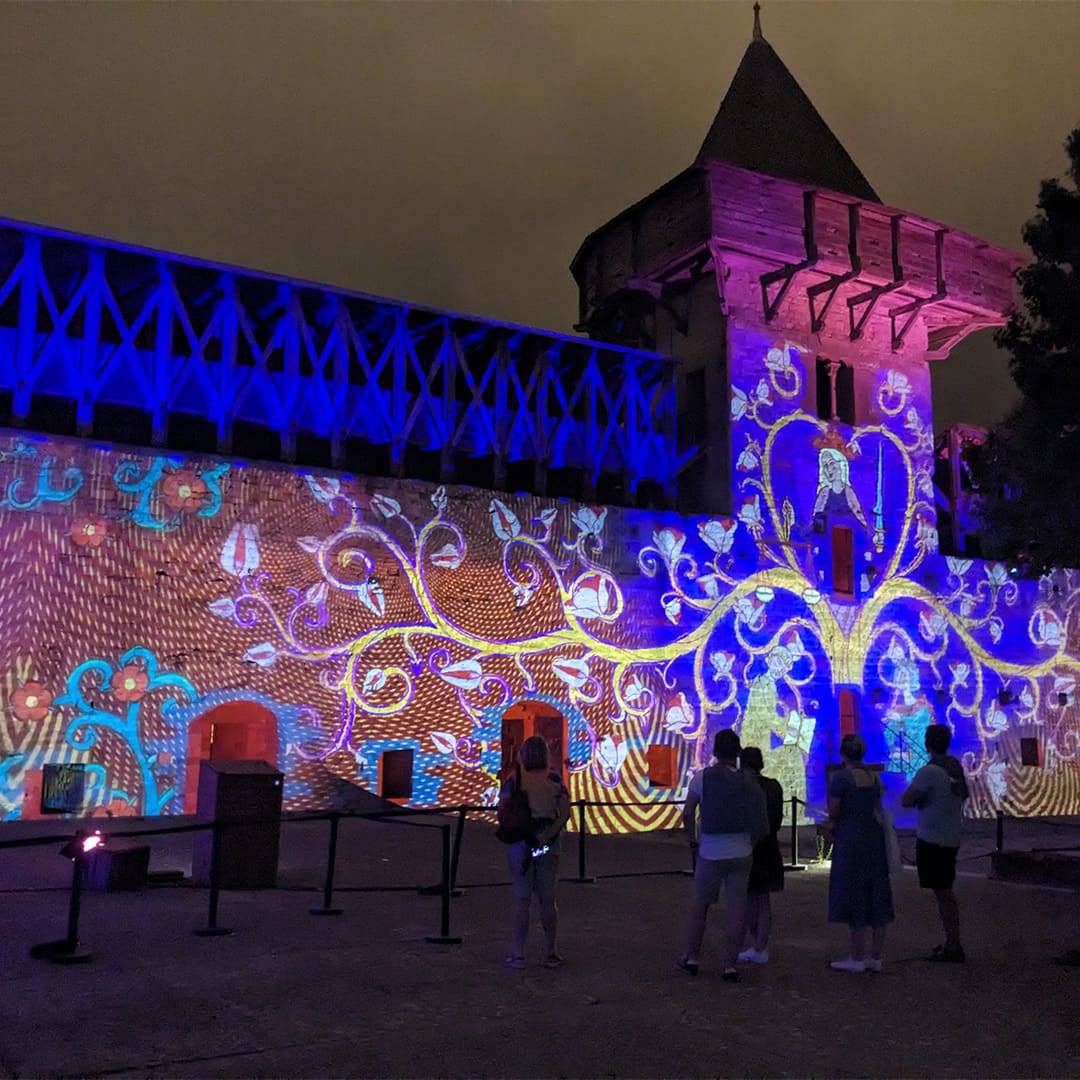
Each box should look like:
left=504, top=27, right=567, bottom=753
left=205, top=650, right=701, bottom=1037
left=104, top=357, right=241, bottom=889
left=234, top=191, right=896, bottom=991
left=163, top=471, right=208, bottom=512
left=11, top=681, right=53, bottom=721
left=111, top=664, right=149, bottom=702
left=89, top=798, right=140, bottom=818
left=70, top=516, right=108, bottom=547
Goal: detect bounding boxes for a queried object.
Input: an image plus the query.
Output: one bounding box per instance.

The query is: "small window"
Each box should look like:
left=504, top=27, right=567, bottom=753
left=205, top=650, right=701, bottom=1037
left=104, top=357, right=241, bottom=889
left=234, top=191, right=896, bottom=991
left=378, top=748, right=414, bottom=803
left=816, top=357, right=856, bottom=425
left=839, top=689, right=860, bottom=738
left=1019, top=738, right=1042, bottom=768
left=647, top=745, right=677, bottom=788
left=831, top=525, right=855, bottom=597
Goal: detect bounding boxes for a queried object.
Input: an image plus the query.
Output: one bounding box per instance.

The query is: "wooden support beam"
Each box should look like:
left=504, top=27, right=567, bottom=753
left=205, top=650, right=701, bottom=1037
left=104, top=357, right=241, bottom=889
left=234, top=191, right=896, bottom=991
left=847, top=216, right=904, bottom=341
left=493, top=334, right=509, bottom=490
left=77, top=248, right=104, bottom=437
left=889, top=229, right=948, bottom=350
left=329, top=302, right=348, bottom=469
left=13, top=233, right=41, bottom=423
left=281, top=287, right=301, bottom=463
left=390, top=311, right=407, bottom=478
left=439, top=320, right=456, bottom=484
left=151, top=261, right=174, bottom=447
left=759, top=191, right=819, bottom=322
left=807, top=204, right=862, bottom=333
left=216, top=276, right=239, bottom=455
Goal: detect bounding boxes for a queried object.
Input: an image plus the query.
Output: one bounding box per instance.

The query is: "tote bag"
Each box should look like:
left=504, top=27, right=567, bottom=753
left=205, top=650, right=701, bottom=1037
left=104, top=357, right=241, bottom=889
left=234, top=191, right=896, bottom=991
left=882, top=809, right=903, bottom=877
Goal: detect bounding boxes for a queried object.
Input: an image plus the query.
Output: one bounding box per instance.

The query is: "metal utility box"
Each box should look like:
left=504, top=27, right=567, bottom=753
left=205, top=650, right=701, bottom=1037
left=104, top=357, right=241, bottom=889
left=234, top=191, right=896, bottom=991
left=192, top=760, right=283, bottom=888
left=85, top=840, right=151, bottom=891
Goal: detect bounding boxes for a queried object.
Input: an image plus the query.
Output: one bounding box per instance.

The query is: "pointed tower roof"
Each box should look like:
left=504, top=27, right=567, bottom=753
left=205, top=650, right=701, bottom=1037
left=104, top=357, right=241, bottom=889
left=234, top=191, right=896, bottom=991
left=697, top=5, right=880, bottom=201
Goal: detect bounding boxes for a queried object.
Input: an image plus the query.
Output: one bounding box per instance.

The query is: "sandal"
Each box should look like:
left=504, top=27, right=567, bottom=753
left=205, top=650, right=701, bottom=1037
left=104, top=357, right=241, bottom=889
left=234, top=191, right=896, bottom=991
left=927, top=944, right=965, bottom=963
left=503, top=955, right=526, bottom=970
left=675, top=956, right=698, bottom=976
left=541, top=954, right=564, bottom=969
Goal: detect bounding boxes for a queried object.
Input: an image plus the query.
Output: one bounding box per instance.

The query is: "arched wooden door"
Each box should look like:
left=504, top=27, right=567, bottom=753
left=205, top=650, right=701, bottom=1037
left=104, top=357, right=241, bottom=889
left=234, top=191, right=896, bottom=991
left=500, top=700, right=567, bottom=783
left=184, top=701, right=278, bottom=812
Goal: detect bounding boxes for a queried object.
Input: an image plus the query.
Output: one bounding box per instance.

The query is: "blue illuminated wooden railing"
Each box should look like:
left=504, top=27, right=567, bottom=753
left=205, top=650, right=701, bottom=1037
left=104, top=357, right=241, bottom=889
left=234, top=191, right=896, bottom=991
left=0, top=219, right=678, bottom=507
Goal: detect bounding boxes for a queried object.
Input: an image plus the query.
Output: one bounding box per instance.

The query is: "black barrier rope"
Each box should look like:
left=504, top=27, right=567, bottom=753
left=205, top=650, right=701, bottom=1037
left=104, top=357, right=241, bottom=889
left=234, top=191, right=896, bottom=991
left=9, top=796, right=1080, bottom=966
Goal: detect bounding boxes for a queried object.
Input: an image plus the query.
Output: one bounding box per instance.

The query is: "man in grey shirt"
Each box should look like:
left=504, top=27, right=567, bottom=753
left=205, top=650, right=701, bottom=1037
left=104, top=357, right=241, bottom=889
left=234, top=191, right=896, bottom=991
left=901, top=723, right=969, bottom=962
left=678, top=728, right=768, bottom=983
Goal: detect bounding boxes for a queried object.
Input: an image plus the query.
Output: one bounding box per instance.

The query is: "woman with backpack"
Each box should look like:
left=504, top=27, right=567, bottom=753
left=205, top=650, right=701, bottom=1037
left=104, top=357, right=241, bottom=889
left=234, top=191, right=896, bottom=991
left=498, top=735, right=570, bottom=970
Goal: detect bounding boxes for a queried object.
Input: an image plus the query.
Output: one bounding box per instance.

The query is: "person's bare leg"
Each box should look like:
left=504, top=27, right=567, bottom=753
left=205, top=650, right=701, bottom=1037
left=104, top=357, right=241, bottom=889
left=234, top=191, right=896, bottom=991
left=511, top=896, right=530, bottom=958
left=934, top=888, right=961, bottom=950
left=724, top=888, right=748, bottom=970
left=754, top=894, right=772, bottom=951
left=539, top=890, right=559, bottom=956
left=744, top=893, right=761, bottom=948
left=684, top=896, right=710, bottom=964
left=870, top=924, right=887, bottom=962
left=850, top=926, right=867, bottom=961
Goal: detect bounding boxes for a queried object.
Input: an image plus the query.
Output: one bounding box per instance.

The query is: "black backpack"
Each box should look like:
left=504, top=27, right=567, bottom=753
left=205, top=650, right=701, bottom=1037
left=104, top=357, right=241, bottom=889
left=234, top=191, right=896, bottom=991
left=495, top=764, right=533, bottom=844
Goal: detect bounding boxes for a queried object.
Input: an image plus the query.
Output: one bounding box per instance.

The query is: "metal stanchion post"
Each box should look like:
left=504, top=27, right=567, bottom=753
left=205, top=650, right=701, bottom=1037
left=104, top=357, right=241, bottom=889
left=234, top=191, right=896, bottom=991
left=449, top=806, right=467, bottom=896
left=31, top=832, right=95, bottom=963
left=310, top=812, right=344, bottom=916
left=195, top=819, right=233, bottom=937
left=567, top=800, right=595, bottom=884
left=996, top=809, right=1004, bottom=852
left=419, top=808, right=466, bottom=897
left=785, top=795, right=807, bottom=871
left=425, top=824, right=462, bottom=945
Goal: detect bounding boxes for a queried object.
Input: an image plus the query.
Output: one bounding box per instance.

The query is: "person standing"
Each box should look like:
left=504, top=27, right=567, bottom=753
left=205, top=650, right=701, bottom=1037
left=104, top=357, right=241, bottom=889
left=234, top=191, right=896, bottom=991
left=901, top=722, right=968, bottom=962
left=738, top=745, right=784, bottom=964
left=678, top=729, right=769, bottom=983
left=499, top=735, right=571, bottom=970
left=825, top=733, right=894, bottom=973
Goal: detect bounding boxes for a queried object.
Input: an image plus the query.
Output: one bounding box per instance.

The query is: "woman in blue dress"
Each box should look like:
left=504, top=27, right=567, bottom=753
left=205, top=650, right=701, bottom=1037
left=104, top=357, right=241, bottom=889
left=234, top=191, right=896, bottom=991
left=825, top=733, right=894, bottom=972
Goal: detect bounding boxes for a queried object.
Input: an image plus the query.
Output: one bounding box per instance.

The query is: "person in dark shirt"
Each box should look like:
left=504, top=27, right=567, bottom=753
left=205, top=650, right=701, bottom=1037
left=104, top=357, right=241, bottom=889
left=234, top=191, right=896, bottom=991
left=738, top=746, right=784, bottom=965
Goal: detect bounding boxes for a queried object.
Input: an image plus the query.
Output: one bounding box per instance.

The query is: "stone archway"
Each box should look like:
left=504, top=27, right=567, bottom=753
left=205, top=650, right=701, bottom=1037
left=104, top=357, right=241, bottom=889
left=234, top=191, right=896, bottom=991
left=184, top=700, right=278, bottom=813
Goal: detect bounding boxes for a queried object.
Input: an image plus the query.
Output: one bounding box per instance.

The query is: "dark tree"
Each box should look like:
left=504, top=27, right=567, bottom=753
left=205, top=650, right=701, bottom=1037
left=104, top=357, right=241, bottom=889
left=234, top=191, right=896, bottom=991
left=977, top=128, right=1080, bottom=574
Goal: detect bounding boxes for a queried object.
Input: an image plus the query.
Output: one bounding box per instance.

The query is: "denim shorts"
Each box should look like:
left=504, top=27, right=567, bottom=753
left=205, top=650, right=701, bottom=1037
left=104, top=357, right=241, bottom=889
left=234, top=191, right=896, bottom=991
left=508, top=841, right=560, bottom=901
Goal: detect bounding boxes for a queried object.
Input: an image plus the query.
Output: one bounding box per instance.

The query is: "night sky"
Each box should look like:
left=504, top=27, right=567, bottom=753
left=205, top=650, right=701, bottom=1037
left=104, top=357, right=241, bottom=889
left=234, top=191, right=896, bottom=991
left=1, top=1, right=1078, bottom=432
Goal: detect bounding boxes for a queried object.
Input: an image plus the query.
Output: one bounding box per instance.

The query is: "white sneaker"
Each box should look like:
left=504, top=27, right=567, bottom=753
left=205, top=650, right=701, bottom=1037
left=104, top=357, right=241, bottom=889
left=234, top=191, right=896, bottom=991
left=864, top=957, right=883, bottom=973
left=830, top=957, right=866, bottom=973
left=738, top=947, right=769, bottom=964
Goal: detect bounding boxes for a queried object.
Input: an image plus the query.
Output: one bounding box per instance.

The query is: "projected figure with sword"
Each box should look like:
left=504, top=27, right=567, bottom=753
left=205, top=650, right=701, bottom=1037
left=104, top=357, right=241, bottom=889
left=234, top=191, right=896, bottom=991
left=811, top=429, right=883, bottom=551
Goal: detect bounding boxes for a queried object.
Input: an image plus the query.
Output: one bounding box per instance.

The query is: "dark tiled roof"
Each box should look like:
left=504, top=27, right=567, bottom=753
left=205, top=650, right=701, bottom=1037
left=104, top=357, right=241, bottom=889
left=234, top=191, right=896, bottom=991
left=697, top=29, right=880, bottom=202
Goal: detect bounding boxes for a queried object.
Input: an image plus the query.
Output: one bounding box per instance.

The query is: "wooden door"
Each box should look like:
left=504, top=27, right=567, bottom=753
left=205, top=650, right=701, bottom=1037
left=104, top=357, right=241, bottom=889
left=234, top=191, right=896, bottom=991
left=378, top=748, right=414, bottom=803
left=499, top=717, right=527, bottom=777
left=210, top=723, right=247, bottom=760
left=533, top=711, right=568, bottom=783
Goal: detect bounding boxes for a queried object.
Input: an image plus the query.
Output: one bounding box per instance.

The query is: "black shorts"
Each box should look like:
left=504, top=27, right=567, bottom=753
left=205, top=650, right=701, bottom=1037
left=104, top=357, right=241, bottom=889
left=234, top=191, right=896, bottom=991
left=916, top=839, right=958, bottom=890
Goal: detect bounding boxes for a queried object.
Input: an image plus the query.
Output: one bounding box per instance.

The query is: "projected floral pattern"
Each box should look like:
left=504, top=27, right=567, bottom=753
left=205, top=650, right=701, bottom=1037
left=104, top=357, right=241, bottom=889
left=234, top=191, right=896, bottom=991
left=1, top=337, right=1080, bottom=827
